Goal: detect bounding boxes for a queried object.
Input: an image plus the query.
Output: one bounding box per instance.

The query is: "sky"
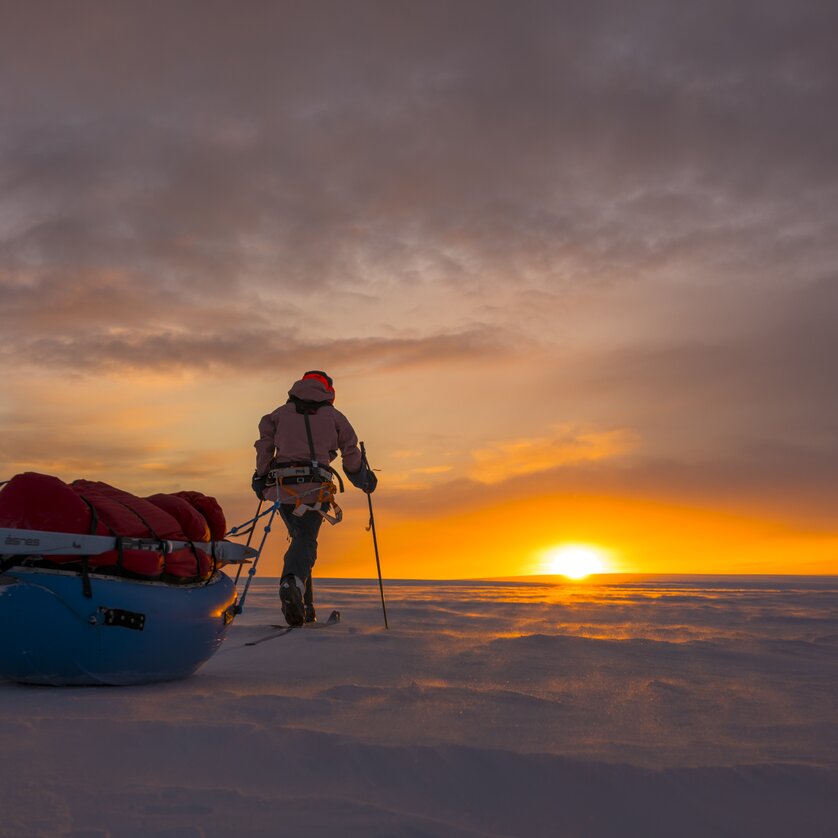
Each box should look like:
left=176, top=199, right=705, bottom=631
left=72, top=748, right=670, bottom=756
left=1, top=0, right=837, bottom=577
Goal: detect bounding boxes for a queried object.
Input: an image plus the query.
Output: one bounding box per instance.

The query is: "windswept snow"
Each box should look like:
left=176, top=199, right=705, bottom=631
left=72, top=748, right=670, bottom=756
left=1, top=576, right=836, bottom=836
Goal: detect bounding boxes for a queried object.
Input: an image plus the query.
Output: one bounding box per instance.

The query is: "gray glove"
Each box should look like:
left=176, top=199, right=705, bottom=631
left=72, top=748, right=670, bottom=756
left=346, top=465, right=377, bottom=494
left=251, top=471, right=268, bottom=499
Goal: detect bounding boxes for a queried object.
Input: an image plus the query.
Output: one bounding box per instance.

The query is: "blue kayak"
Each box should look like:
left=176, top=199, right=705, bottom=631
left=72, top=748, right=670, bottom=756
left=0, top=567, right=238, bottom=685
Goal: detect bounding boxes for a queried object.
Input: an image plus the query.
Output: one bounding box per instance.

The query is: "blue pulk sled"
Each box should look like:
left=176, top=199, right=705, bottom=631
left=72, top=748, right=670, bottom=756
left=0, top=527, right=259, bottom=686
left=0, top=454, right=386, bottom=685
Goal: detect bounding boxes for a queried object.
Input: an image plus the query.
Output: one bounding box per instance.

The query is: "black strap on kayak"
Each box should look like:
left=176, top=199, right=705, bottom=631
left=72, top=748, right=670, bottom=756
left=207, top=541, right=218, bottom=584
left=0, top=555, right=23, bottom=573
left=77, top=496, right=99, bottom=598
left=114, top=499, right=163, bottom=542
left=80, top=558, right=92, bottom=597
left=79, top=493, right=122, bottom=578
left=113, top=499, right=167, bottom=577
left=181, top=539, right=203, bottom=580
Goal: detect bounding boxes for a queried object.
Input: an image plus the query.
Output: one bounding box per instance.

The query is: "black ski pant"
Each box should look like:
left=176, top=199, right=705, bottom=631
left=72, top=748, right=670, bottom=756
left=279, top=504, right=323, bottom=607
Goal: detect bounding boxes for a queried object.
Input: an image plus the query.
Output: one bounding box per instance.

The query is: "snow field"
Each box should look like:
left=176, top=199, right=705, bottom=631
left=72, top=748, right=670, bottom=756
left=1, top=576, right=836, bottom=836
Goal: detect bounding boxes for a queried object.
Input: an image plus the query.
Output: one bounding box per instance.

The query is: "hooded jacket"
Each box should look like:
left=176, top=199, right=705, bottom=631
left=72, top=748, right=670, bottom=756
left=254, top=377, right=363, bottom=504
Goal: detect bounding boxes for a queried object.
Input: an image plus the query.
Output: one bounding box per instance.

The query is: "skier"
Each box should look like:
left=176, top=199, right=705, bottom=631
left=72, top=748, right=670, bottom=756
left=251, top=371, right=377, bottom=626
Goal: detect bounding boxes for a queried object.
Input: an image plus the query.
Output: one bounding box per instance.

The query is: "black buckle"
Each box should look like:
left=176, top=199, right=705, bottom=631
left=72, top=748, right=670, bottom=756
left=280, top=475, right=316, bottom=485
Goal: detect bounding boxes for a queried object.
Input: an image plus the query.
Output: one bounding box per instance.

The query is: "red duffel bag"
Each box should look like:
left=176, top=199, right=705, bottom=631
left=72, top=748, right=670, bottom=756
left=0, top=472, right=220, bottom=582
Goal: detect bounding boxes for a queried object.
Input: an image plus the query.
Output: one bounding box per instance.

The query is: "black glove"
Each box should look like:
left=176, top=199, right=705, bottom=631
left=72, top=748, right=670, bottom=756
left=347, top=465, right=377, bottom=494
left=251, top=471, right=268, bottom=499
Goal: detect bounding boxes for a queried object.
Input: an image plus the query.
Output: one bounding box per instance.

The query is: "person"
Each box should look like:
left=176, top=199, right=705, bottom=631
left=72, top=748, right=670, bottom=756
left=251, top=370, right=377, bottom=626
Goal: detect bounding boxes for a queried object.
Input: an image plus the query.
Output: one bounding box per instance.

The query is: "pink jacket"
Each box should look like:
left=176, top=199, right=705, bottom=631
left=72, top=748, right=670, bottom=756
left=254, top=378, right=363, bottom=504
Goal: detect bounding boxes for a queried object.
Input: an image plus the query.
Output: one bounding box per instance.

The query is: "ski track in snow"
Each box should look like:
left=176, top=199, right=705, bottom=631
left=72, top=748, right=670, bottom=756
left=1, top=576, right=837, bottom=837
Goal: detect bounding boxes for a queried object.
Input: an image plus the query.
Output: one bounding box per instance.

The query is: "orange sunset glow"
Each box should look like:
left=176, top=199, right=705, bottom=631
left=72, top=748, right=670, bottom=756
left=4, top=8, right=838, bottom=838
left=1, top=2, right=836, bottom=581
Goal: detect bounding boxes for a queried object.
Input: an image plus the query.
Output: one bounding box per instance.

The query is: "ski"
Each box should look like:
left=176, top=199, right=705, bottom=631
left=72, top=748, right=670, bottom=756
left=0, top=527, right=256, bottom=565
left=244, top=610, right=340, bottom=646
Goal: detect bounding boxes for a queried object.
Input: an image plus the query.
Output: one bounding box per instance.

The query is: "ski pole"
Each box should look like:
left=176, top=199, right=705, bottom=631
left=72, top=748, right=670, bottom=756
left=234, top=497, right=264, bottom=585
left=360, top=441, right=389, bottom=630
left=236, top=501, right=278, bottom=614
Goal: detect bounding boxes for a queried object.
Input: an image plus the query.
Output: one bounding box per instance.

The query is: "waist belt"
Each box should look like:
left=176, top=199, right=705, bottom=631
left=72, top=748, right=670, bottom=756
left=279, top=475, right=324, bottom=486
left=270, top=465, right=332, bottom=482
left=268, top=464, right=344, bottom=492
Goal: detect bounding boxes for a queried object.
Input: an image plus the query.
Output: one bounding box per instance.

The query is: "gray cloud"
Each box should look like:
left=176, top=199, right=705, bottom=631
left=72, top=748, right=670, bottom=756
left=2, top=1, right=836, bottom=304
left=0, top=322, right=511, bottom=376
left=1, top=0, right=837, bottom=521
left=577, top=274, right=838, bottom=438
left=531, top=273, right=838, bottom=519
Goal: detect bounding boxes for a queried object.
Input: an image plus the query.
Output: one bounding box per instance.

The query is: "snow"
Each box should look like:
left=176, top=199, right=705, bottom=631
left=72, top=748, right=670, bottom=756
left=1, top=576, right=837, bottom=836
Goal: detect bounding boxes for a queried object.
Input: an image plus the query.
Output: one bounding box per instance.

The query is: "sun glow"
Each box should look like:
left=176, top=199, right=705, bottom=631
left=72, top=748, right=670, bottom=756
left=542, top=544, right=610, bottom=579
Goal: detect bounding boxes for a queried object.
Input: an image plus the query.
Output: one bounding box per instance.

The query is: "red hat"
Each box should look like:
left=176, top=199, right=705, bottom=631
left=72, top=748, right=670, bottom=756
left=302, top=370, right=334, bottom=392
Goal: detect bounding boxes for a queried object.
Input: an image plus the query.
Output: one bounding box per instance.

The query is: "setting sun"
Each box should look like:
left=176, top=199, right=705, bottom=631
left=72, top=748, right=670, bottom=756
left=542, top=544, right=610, bottom=579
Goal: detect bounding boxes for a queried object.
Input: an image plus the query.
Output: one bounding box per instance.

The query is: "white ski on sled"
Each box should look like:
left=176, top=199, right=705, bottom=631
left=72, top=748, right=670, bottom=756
left=0, top=527, right=256, bottom=565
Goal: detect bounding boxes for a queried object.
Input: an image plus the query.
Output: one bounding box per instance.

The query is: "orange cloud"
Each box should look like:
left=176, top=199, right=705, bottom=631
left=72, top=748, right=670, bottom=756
left=470, top=425, right=638, bottom=484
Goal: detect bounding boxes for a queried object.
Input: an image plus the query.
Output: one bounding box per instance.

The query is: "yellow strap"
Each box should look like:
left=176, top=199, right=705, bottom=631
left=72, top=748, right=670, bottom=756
left=282, top=480, right=343, bottom=525
left=279, top=485, right=301, bottom=509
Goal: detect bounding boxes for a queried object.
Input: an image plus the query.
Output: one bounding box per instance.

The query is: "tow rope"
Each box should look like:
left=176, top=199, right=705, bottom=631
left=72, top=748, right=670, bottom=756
left=226, top=500, right=279, bottom=615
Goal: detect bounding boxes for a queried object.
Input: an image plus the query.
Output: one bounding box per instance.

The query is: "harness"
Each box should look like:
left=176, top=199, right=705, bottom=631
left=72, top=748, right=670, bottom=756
left=268, top=410, right=345, bottom=525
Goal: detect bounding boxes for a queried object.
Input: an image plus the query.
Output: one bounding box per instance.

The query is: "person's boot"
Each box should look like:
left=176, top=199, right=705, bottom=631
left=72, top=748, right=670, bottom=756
left=279, top=575, right=305, bottom=627
left=304, top=603, right=316, bottom=623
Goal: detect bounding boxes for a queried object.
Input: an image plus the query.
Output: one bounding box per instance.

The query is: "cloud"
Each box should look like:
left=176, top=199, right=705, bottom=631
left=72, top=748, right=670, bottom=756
left=2, top=0, right=837, bottom=317
left=1, top=0, right=837, bottom=541
left=370, top=445, right=838, bottom=537
left=470, top=425, right=639, bottom=484
left=564, top=274, right=838, bottom=462
left=0, top=321, right=512, bottom=376
left=0, top=404, right=239, bottom=492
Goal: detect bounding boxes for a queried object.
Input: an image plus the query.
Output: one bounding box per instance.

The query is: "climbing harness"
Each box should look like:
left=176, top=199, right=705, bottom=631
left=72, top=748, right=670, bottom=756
left=267, top=463, right=344, bottom=524
left=225, top=403, right=351, bottom=614
left=266, top=410, right=346, bottom=524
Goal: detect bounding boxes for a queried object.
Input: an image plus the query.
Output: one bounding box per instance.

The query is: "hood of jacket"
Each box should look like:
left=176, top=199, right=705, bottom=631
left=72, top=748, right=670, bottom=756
left=287, top=377, right=335, bottom=407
